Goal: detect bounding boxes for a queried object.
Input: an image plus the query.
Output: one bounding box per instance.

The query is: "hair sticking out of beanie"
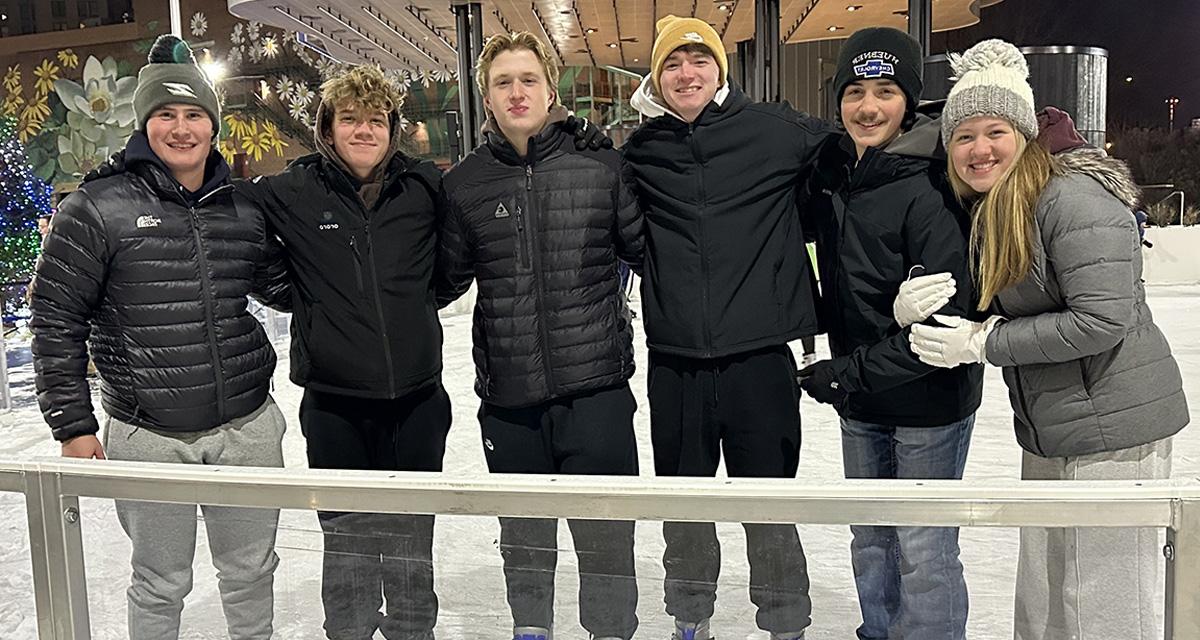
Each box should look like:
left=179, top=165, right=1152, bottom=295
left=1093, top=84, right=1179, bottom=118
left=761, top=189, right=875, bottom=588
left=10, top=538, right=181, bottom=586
left=147, top=34, right=196, bottom=65
left=948, top=39, right=1028, bottom=81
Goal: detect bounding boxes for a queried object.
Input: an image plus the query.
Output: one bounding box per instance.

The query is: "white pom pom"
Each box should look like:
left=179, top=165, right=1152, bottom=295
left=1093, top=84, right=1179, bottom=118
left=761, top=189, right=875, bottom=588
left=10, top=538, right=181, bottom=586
left=949, top=39, right=1028, bottom=80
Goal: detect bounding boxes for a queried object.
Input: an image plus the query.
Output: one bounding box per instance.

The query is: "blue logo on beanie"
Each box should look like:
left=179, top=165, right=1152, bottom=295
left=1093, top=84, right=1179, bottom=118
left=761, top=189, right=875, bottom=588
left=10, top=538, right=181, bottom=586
left=854, top=59, right=895, bottom=79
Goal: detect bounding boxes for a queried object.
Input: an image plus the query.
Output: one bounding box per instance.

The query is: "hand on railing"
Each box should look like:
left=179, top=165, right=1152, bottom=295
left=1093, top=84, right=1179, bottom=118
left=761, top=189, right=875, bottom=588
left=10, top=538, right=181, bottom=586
left=61, top=435, right=106, bottom=460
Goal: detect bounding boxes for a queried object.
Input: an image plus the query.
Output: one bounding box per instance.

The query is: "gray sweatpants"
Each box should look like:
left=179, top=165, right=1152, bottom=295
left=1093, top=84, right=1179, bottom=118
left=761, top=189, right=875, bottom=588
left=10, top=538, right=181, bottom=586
left=1013, top=437, right=1172, bottom=640
left=103, top=398, right=287, bottom=640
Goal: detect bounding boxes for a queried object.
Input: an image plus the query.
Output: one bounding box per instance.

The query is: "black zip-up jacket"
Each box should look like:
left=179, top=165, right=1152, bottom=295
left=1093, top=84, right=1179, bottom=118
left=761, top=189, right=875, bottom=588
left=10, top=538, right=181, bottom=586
left=238, top=150, right=444, bottom=399
left=31, top=132, right=287, bottom=441
left=806, top=109, right=983, bottom=427
left=622, top=84, right=832, bottom=358
left=436, top=117, right=643, bottom=407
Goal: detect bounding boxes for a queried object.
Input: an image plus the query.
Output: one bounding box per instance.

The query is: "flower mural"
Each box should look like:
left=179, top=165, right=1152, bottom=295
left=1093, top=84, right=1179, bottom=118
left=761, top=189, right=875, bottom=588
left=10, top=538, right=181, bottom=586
left=48, top=55, right=137, bottom=177
left=190, top=12, right=208, bottom=38
left=56, top=50, right=79, bottom=70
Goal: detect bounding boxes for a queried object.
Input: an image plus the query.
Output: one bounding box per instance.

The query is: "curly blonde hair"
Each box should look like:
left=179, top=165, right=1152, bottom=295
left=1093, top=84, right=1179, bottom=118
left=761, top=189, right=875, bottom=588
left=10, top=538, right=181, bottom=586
left=474, top=32, right=560, bottom=102
left=318, top=65, right=404, bottom=133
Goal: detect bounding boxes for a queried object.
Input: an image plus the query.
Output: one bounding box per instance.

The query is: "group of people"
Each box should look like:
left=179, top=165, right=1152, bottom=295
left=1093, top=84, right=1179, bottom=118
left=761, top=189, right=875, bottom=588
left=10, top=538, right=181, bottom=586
left=28, top=16, right=1187, bottom=640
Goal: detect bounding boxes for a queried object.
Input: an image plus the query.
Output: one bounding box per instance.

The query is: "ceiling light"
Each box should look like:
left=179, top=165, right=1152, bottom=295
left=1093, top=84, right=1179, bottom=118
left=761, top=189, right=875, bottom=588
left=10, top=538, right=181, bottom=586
left=846, top=4, right=862, bottom=10
left=717, top=4, right=729, bottom=11
left=607, top=42, right=618, bottom=48
left=827, top=25, right=843, bottom=32
left=586, top=27, right=597, bottom=34
left=632, top=57, right=639, bottom=62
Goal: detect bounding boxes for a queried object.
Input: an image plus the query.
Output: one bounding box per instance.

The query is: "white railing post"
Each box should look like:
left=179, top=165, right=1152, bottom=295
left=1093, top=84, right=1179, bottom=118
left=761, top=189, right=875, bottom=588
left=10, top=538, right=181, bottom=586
left=1166, top=497, right=1200, bottom=640
left=24, top=469, right=90, bottom=640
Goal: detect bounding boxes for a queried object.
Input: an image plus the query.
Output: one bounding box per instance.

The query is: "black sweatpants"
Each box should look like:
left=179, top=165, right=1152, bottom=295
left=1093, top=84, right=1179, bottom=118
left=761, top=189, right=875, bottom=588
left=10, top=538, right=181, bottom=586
left=300, top=383, right=452, bottom=640
left=479, top=383, right=640, bottom=639
left=648, top=345, right=812, bottom=634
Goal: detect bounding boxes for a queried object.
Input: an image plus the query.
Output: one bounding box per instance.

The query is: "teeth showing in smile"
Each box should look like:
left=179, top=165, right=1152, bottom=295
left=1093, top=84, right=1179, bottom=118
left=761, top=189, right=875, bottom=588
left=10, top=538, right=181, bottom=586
left=970, top=160, right=998, bottom=172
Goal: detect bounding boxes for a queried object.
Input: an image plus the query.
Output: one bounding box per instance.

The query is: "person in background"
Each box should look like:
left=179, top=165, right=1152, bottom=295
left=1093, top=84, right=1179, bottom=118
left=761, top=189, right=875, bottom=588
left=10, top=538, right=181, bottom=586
left=909, top=39, right=1189, bottom=640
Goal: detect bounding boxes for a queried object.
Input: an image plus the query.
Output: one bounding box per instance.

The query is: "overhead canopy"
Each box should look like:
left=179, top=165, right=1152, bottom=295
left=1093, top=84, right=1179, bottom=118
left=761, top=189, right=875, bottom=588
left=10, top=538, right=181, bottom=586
left=228, top=0, right=1003, bottom=77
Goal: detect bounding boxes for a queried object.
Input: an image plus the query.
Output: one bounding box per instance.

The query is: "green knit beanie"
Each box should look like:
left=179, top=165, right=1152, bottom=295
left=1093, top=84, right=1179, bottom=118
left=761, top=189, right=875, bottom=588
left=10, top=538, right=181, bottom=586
left=133, top=34, right=221, bottom=139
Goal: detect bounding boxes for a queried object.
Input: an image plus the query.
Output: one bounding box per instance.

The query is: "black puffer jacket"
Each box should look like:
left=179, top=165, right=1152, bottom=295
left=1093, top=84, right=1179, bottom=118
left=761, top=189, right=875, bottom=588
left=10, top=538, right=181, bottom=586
left=31, top=132, right=286, bottom=441
left=806, top=108, right=983, bottom=427
left=238, top=147, right=444, bottom=400
left=622, top=83, right=832, bottom=358
left=436, top=116, right=642, bottom=407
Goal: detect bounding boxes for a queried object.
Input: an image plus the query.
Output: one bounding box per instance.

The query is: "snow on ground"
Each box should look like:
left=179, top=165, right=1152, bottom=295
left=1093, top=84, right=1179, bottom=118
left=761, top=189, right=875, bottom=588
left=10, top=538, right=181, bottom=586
left=2, top=284, right=1199, bottom=639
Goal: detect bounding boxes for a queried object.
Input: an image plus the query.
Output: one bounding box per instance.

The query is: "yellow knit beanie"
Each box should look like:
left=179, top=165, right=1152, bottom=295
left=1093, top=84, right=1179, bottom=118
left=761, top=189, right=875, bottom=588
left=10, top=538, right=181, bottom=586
left=650, top=15, right=728, bottom=97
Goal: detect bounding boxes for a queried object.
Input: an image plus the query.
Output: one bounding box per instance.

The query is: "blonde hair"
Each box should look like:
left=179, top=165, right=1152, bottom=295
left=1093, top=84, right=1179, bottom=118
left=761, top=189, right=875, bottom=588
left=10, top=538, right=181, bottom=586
left=949, top=128, right=1060, bottom=311
left=318, top=65, right=404, bottom=134
left=475, top=32, right=560, bottom=103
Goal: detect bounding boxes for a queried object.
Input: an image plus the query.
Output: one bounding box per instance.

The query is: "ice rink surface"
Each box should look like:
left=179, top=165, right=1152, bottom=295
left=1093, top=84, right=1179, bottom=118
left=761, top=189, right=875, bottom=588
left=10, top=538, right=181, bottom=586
left=1, top=284, right=1198, bottom=639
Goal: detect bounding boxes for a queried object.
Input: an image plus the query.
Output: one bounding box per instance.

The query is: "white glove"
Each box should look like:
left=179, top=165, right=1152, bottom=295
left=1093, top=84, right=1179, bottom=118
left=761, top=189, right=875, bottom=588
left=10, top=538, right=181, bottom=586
left=909, top=314, right=1003, bottom=368
left=894, top=271, right=957, bottom=328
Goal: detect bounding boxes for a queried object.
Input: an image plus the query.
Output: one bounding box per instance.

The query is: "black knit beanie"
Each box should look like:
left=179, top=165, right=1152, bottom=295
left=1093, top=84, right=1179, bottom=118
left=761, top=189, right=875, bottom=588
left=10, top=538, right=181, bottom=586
left=833, top=27, right=924, bottom=113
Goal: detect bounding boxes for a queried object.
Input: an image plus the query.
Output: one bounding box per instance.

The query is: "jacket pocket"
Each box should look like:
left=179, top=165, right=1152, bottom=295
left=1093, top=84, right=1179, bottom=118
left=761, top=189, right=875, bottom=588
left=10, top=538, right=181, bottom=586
left=514, top=203, right=531, bottom=271
left=349, top=233, right=366, bottom=296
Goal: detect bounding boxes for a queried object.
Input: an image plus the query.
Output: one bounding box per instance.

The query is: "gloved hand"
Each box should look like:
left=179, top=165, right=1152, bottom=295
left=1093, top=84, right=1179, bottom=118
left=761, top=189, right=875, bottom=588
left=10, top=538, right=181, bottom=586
left=797, top=359, right=848, bottom=408
left=909, top=314, right=1004, bottom=368
left=82, top=149, right=127, bottom=182
left=564, top=114, right=613, bottom=150
left=894, top=269, right=956, bottom=328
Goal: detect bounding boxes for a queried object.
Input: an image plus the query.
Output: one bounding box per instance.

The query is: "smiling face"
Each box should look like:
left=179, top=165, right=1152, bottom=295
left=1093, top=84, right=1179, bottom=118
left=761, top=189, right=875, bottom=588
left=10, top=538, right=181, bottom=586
left=326, top=103, right=391, bottom=180
left=145, top=104, right=212, bottom=182
left=658, top=46, right=721, bottom=123
left=841, top=78, right=906, bottom=158
left=949, top=116, right=1022, bottom=194
left=483, top=47, right=554, bottom=148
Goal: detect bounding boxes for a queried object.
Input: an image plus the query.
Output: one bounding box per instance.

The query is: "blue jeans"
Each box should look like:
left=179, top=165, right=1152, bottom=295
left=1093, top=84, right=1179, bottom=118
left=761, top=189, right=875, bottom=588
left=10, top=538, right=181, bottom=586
left=840, top=415, right=974, bottom=640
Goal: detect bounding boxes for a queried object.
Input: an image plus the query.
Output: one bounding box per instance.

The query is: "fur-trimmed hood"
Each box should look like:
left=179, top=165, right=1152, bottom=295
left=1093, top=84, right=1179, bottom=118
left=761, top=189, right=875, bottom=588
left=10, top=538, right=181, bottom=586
left=1055, top=146, right=1141, bottom=210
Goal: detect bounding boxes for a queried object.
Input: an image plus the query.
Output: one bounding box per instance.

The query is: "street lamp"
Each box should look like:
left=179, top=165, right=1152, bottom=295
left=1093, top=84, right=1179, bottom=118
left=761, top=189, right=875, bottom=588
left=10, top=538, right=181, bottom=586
left=1166, top=96, right=1181, bottom=131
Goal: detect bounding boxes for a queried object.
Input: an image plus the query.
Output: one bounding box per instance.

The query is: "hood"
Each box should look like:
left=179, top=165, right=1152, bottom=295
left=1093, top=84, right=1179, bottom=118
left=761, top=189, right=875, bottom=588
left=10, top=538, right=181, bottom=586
left=882, top=100, right=946, bottom=161
left=480, top=104, right=570, bottom=161
left=121, top=130, right=230, bottom=200
left=313, top=99, right=405, bottom=185
left=630, top=71, right=731, bottom=121
left=1056, top=146, right=1141, bottom=210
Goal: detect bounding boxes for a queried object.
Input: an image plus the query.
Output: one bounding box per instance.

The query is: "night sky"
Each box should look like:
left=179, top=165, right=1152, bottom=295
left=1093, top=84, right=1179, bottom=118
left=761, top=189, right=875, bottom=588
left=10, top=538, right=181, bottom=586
left=928, top=0, right=1200, bottom=128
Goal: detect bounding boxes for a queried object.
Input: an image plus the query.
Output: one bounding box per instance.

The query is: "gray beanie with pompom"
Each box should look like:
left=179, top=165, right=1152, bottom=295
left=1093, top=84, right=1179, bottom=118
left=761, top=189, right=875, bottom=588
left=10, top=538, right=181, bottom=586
left=133, top=34, right=221, bottom=139
left=941, top=39, right=1037, bottom=145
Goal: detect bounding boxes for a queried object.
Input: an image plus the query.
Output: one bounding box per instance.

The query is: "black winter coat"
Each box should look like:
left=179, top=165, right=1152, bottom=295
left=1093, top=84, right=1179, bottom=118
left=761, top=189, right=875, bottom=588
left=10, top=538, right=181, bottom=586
left=238, top=151, right=444, bottom=399
left=31, top=134, right=286, bottom=441
left=806, top=115, right=983, bottom=427
left=622, top=85, right=831, bottom=358
left=436, top=121, right=642, bottom=407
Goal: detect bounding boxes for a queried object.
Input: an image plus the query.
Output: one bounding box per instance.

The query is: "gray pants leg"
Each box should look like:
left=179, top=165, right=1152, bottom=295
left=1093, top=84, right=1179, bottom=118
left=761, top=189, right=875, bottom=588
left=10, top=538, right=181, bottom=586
left=1013, top=438, right=1171, bottom=640
left=105, top=398, right=287, bottom=640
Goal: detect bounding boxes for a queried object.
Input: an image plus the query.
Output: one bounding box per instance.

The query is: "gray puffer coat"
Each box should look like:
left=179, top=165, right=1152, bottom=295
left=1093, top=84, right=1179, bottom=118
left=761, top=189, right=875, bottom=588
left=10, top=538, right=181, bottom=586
left=984, top=148, right=1188, bottom=457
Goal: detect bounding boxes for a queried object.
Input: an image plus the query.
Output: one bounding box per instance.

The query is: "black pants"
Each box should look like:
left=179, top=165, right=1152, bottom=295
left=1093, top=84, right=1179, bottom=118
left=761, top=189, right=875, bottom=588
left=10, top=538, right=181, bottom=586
left=300, top=383, right=452, bottom=640
left=648, top=345, right=812, bottom=634
left=479, top=383, right=640, bottom=639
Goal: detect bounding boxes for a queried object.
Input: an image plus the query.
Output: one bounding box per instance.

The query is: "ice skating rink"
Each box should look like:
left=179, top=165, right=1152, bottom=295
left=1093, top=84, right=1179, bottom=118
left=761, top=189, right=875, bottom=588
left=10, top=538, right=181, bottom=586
left=2, top=284, right=1197, bottom=639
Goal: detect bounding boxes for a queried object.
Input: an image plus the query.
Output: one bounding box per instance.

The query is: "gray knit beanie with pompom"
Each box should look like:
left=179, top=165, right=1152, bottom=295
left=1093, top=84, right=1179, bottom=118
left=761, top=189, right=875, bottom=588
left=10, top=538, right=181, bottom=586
left=941, top=39, right=1037, bottom=145
left=133, top=34, right=221, bottom=139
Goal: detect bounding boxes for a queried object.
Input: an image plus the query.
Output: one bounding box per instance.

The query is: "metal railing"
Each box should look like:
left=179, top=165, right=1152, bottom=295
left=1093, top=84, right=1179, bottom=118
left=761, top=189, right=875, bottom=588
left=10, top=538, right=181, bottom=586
left=1, top=458, right=1198, bottom=640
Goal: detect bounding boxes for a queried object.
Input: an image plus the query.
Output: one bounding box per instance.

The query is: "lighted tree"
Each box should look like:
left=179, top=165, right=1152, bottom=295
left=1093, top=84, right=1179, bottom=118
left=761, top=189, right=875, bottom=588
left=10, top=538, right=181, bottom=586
left=0, top=116, right=54, bottom=315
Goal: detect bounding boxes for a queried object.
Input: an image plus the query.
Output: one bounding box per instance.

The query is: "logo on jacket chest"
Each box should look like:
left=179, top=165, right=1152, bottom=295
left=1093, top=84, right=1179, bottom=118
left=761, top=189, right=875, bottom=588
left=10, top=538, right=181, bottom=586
left=494, top=202, right=510, bottom=218
left=136, top=215, right=162, bottom=228
left=317, top=210, right=339, bottom=231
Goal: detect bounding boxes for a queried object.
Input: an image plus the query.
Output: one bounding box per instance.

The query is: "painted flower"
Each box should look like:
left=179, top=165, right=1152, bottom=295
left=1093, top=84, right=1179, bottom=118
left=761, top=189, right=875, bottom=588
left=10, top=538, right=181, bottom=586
left=190, top=12, right=208, bottom=37
left=56, top=110, right=131, bottom=177
left=262, top=36, right=280, bottom=59
left=231, top=23, right=245, bottom=46
left=2, top=65, right=20, bottom=93
left=249, top=41, right=264, bottom=64
left=227, top=47, right=244, bottom=68
left=261, top=120, right=288, bottom=155
left=54, top=56, right=137, bottom=128
left=287, top=98, right=309, bottom=122
left=33, top=59, right=60, bottom=96
left=247, top=21, right=261, bottom=43
left=57, top=49, right=79, bottom=69
left=2, top=93, right=26, bottom=118
left=273, top=76, right=295, bottom=101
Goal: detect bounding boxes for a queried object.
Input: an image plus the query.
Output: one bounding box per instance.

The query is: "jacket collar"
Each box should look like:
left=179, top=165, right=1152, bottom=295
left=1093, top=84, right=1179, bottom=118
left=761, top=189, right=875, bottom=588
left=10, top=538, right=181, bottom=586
left=482, top=105, right=571, bottom=165
left=630, top=74, right=741, bottom=127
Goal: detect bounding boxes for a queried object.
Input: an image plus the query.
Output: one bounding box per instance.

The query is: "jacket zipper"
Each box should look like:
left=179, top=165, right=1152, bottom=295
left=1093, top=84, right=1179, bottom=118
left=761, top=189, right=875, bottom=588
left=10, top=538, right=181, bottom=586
left=349, top=234, right=365, bottom=294
left=362, top=225, right=397, bottom=396
left=525, top=163, right=555, bottom=395
left=689, top=123, right=713, bottom=357
left=187, top=186, right=231, bottom=421
left=515, top=203, right=530, bottom=270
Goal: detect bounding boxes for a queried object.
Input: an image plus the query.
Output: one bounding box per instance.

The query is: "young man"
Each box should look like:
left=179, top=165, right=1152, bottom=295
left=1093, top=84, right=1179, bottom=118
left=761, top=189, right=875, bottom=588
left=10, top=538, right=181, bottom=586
left=799, top=28, right=982, bottom=640
left=622, top=16, right=834, bottom=640
left=436, top=32, right=643, bottom=640
left=238, top=66, right=451, bottom=640
left=30, top=35, right=289, bottom=640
